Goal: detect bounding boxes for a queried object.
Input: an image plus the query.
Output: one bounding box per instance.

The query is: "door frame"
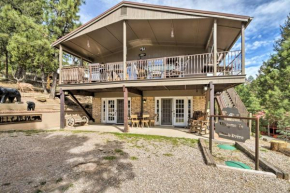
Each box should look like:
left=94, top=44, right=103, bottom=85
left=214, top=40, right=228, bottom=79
left=101, top=97, right=131, bottom=124
left=155, top=96, right=192, bottom=126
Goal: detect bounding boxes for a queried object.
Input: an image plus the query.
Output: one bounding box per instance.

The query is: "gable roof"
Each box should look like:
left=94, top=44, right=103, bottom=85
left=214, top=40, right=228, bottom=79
left=52, top=1, right=252, bottom=47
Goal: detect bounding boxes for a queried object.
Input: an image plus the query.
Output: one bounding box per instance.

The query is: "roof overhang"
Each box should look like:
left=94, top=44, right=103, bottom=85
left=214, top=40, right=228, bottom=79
left=52, top=1, right=252, bottom=63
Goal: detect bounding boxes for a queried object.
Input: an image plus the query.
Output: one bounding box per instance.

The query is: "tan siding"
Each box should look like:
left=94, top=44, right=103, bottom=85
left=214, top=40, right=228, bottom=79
left=126, top=7, right=204, bottom=20
left=102, top=45, right=205, bottom=63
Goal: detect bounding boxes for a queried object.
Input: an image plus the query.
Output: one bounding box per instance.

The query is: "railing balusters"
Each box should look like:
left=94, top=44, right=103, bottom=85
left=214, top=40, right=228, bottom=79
left=61, top=50, right=242, bottom=84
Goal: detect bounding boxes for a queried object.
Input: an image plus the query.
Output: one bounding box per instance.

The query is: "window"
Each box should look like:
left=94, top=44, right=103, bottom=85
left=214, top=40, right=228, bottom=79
left=128, top=100, right=131, bottom=117
left=156, top=99, right=160, bottom=122
left=102, top=100, right=106, bottom=122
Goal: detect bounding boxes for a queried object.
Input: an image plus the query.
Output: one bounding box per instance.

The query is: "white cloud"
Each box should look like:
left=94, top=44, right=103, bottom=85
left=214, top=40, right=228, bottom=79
left=245, top=53, right=270, bottom=67
left=246, top=66, right=261, bottom=78
left=79, top=12, right=92, bottom=24
left=246, top=40, right=272, bottom=51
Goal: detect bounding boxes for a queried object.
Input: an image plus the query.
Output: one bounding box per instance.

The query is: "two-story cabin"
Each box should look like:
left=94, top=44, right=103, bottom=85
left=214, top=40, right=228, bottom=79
left=52, top=1, right=252, bottom=131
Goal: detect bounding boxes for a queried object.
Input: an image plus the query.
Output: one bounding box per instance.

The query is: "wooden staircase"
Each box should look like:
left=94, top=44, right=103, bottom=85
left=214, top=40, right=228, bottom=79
left=216, top=87, right=248, bottom=117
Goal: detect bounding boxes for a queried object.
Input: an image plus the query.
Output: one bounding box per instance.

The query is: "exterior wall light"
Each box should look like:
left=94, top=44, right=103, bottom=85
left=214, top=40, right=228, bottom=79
left=143, top=99, right=147, bottom=104
left=204, top=86, right=208, bottom=91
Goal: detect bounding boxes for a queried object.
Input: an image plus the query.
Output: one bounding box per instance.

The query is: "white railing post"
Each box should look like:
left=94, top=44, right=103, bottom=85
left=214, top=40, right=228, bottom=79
left=123, top=20, right=127, bottom=80
left=59, top=44, right=63, bottom=84
left=241, top=23, right=246, bottom=75
left=213, top=19, right=217, bottom=76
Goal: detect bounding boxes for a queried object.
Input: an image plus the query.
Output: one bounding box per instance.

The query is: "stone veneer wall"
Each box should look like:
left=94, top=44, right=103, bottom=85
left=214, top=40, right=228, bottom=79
left=192, top=96, right=206, bottom=112
left=131, top=97, right=155, bottom=118
left=131, top=97, right=141, bottom=115
left=92, top=97, right=102, bottom=123
left=143, top=97, right=155, bottom=118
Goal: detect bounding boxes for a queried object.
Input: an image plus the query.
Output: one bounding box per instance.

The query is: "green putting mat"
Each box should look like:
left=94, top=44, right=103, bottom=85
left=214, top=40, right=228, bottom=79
left=225, top=161, right=251, bottom=169
left=217, top=144, right=237, bottom=150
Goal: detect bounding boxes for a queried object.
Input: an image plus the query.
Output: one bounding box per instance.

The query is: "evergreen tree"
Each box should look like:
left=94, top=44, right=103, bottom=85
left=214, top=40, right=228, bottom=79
left=44, top=0, right=84, bottom=97
left=255, top=14, right=290, bottom=130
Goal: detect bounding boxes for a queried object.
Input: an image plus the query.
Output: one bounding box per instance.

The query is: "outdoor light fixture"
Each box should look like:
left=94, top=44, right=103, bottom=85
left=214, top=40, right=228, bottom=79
left=171, top=27, right=174, bottom=38
left=171, top=20, right=174, bottom=38
left=140, top=47, right=146, bottom=51
left=143, top=99, right=147, bottom=104
left=204, top=86, right=208, bottom=91
left=87, top=40, right=90, bottom=48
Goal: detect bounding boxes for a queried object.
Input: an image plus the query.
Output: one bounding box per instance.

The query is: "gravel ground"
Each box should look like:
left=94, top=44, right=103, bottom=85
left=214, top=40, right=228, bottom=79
left=209, top=142, right=261, bottom=170
left=244, top=138, right=290, bottom=174
left=0, top=130, right=289, bottom=193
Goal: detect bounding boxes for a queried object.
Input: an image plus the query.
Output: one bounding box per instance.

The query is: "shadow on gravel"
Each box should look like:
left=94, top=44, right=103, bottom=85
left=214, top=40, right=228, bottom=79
left=0, top=131, right=135, bottom=192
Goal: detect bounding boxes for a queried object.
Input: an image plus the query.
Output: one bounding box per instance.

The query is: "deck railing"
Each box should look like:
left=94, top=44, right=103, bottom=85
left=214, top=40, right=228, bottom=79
left=61, top=50, right=242, bottom=84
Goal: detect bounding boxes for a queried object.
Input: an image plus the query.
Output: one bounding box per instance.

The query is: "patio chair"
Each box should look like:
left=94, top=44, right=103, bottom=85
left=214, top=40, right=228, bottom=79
left=149, top=114, right=157, bottom=127
left=131, top=114, right=140, bottom=128
left=199, top=121, right=209, bottom=135
left=189, top=120, right=200, bottom=133
left=141, top=114, right=150, bottom=128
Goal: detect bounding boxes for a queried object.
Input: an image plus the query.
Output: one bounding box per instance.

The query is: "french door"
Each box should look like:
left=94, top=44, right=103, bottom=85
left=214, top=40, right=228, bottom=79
left=102, top=98, right=131, bottom=124
left=107, top=99, right=117, bottom=123
left=155, top=97, right=192, bottom=126
left=173, top=98, right=186, bottom=126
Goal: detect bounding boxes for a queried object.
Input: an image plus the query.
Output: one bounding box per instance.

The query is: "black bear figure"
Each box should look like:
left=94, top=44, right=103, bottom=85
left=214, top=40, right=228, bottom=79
left=26, top=101, right=35, bottom=111
left=0, top=86, right=22, bottom=103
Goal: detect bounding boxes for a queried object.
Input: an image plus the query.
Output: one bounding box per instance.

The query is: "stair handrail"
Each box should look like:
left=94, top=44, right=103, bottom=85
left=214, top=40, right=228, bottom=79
left=226, top=88, right=249, bottom=117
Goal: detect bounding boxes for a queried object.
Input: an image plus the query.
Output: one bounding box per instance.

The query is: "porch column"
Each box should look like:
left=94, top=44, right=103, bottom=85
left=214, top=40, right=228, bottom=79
left=59, top=44, right=63, bottom=84
left=209, top=82, right=215, bottom=153
left=241, top=22, right=246, bottom=75
left=123, top=85, right=129, bottom=132
left=80, top=57, right=83, bottom=66
left=213, top=19, right=217, bottom=76
left=60, top=88, right=65, bottom=129
left=123, top=20, right=127, bottom=80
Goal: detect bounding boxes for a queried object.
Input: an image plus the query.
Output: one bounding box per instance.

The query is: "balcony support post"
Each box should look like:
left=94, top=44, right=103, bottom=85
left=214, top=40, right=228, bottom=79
left=209, top=81, right=215, bottom=153
left=60, top=88, right=65, bottom=129
left=123, top=20, right=127, bottom=80
left=213, top=19, right=217, bottom=76
left=123, top=85, right=129, bottom=132
left=241, top=22, right=245, bottom=75
left=59, top=44, right=63, bottom=84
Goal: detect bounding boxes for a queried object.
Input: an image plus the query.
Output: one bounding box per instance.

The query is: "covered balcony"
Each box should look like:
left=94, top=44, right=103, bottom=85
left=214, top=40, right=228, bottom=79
left=53, top=1, right=251, bottom=89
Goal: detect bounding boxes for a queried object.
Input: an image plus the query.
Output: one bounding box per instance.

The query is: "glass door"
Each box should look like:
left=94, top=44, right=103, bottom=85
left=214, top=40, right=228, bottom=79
left=107, top=99, right=116, bottom=123
left=161, top=99, right=172, bottom=125
left=173, top=98, right=186, bottom=126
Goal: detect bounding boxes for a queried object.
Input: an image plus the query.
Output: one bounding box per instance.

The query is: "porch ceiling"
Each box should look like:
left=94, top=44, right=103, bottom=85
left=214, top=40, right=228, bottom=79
left=61, top=18, right=243, bottom=62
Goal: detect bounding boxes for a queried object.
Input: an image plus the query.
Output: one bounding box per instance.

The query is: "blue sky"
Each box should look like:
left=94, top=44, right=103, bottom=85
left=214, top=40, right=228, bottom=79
left=79, top=0, right=290, bottom=78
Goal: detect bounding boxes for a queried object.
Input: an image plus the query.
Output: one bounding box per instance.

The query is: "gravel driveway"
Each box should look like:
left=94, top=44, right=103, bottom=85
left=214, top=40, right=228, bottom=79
left=0, top=130, right=289, bottom=193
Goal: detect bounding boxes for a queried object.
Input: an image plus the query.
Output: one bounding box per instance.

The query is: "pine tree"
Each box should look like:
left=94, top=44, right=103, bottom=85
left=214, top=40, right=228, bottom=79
left=255, top=14, right=290, bottom=131
left=44, top=0, right=84, bottom=97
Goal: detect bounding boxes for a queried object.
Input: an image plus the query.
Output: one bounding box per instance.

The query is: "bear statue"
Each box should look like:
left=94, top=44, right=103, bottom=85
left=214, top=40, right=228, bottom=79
left=0, top=86, right=22, bottom=103
left=26, top=101, right=35, bottom=111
